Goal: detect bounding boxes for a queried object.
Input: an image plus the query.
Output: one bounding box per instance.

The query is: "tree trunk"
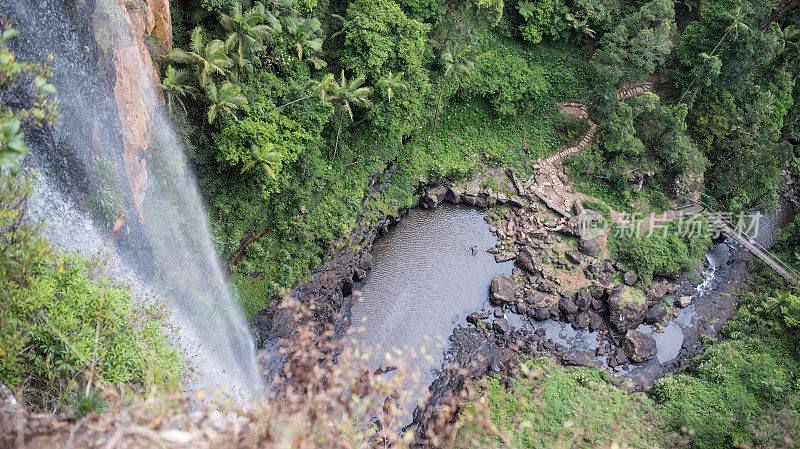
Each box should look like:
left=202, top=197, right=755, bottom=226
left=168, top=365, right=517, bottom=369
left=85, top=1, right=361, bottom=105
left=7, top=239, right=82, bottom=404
left=225, top=227, right=270, bottom=279
left=678, top=32, right=728, bottom=104
left=333, top=108, right=344, bottom=161
left=430, top=88, right=445, bottom=139
left=266, top=94, right=314, bottom=115
left=759, top=0, right=799, bottom=30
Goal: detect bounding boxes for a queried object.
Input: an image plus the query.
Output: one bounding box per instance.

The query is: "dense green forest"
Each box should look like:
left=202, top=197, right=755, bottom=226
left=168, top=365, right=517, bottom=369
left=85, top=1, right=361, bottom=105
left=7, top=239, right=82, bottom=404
left=2, top=0, right=800, bottom=446
left=154, top=0, right=800, bottom=319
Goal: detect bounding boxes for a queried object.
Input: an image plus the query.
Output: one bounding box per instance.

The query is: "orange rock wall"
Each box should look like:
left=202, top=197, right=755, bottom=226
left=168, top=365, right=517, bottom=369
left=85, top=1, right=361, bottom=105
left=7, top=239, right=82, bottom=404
left=97, top=0, right=172, bottom=222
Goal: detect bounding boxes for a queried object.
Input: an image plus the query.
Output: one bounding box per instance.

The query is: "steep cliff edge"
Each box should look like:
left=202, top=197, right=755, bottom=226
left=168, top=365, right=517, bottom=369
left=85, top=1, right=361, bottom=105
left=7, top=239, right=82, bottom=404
left=91, top=0, right=172, bottom=222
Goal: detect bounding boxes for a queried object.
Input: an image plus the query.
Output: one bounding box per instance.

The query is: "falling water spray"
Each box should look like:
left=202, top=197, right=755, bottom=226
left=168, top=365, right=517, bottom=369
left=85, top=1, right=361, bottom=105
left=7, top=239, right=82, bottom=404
left=3, top=0, right=260, bottom=393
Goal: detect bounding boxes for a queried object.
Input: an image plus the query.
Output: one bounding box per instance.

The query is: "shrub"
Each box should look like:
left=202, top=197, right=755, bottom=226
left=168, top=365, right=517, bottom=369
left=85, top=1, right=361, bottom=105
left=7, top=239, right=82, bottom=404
left=0, top=173, right=183, bottom=411
left=458, top=357, right=661, bottom=448
left=609, top=219, right=711, bottom=283
left=650, top=288, right=800, bottom=448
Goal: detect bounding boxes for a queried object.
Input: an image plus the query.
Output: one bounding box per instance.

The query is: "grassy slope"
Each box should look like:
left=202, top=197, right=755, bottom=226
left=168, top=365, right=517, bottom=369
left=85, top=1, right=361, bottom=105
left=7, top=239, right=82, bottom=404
left=458, top=358, right=663, bottom=448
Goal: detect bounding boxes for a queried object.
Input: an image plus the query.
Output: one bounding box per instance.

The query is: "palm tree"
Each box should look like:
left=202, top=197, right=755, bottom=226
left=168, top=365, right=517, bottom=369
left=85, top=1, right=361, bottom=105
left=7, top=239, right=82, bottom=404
left=432, top=45, right=478, bottom=134
left=678, top=7, right=752, bottom=104
left=309, top=71, right=371, bottom=161
left=772, top=23, right=800, bottom=63
left=168, top=27, right=233, bottom=87
left=157, top=65, right=197, bottom=115
left=219, top=1, right=280, bottom=75
left=240, top=142, right=282, bottom=179
left=307, top=72, right=339, bottom=103
left=375, top=71, right=406, bottom=102
left=205, top=81, right=248, bottom=124
left=282, top=16, right=326, bottom=68
left=710, top=6, right=752, bottom=56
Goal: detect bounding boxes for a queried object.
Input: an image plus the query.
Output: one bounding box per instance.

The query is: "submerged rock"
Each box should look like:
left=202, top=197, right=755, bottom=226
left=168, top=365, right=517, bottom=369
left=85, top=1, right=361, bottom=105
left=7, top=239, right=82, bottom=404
left=492, top=318, right=510, bottom=334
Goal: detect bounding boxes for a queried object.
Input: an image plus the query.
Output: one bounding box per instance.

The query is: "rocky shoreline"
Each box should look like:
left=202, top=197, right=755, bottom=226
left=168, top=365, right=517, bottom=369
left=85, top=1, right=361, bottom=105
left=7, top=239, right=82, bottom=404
left=257, top=160, right=761, bottom=440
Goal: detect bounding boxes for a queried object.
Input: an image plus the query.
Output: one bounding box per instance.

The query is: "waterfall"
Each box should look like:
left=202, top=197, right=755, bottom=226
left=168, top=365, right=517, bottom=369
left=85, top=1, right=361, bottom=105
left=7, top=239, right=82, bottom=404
left=3, top=0, right=260, bottom=394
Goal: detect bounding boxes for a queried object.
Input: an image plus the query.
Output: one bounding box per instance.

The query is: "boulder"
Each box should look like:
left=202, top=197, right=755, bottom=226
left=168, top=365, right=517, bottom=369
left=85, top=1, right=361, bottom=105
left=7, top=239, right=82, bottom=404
left=561, top=215, right=582, bottom=237
left=676, top=295, right=692, bottom=308
left=644, top=303, right=667, bottom=324
left=565, top=250, right=582, bottom=264
left=446, top=186, right=462, bottom=203
left=425, top=186, right=447, bottom=207
left=507, top=196, right=526, bottom=208
left=361, top=253, right=373, bottom=271
left=462, top=184, right=479, bottom=205
left=607, top=285, right=647, bottom=332
left=515, top=246, right=542, bottom=274
left=588, top=311, right=604, bottom=331
left=622, top=330, right=657, bottom=363
left=495, top=251, right=516, bottom=263
left=534, top=307, right=550, bottom=321
left=492, top=318, right=510, bottom=334
left=578, top=238, right=602, bottom=257
left=535, top=278, right=557, bottom=293
left=598, top=272, right=613, bottom=285
left=489, top=276, right=517, bottom=305
left=574, top=288, right=592, bottom=311
left=559, top=296, right=579, bottom=316
left=623, top=271, right=638, bottom=286
left=466, top=312, right=485, bottom=325
left=573, top=312, right=589, bottom=329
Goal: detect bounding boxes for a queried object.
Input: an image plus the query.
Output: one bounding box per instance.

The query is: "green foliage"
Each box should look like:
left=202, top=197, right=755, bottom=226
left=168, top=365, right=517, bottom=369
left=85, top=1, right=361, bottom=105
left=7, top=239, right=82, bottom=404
left=339, top=0, right=430, bottom=79
left=219, top=1, right=281, bottom=74
left=214, top=107, right=312, bottom=193
left=205, top=80, right=248, bottom=123
left=397, top=0, right=440, bottom=21
left=87, top=155, right=129, bottom=230
left=168, top=26, right=233, bottom=88
left=580, top=199, right=612, bottom=222
left=687, top=88, right=735, bottom=151
left=591, top=0, right=676, bottom=83
left=469, top=46, right=550, bottom=116
left=569, top=93, right=707, bottom=211
left=0, top=174, right=182, bottom=411
left=281, top=16, right=325, bottom=67
left=773, top=214, right=800, bottom=272
left=651, top=288, right=800, bottom=448
left=516, top=0, right=569, bottom=44
left=458, top=358, right=661, bottom=448
left=609, top=219, right=711, bottom=282
left=0, top=29, right=58, bottom=169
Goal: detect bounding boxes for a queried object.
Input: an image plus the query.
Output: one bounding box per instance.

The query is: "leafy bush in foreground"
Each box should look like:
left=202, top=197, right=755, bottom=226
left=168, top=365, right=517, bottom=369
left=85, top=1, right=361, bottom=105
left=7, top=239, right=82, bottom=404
left=0, top=173, right=183, bottom=411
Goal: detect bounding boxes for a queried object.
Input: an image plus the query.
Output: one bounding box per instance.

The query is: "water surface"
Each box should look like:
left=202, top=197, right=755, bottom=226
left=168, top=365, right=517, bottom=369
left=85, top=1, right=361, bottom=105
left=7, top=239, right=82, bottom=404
left=347, top=204, right=513, bottom=391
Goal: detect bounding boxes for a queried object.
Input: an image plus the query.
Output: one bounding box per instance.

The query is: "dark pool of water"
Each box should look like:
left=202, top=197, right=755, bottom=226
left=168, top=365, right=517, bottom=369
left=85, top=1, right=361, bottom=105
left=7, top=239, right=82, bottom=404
left=346, top=204, right=513, bottom=393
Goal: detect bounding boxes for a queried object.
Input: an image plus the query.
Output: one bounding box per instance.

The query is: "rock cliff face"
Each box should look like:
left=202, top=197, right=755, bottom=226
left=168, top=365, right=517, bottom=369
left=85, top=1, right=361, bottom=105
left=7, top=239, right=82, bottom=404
left=91, top=0, right=172, bottom=222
